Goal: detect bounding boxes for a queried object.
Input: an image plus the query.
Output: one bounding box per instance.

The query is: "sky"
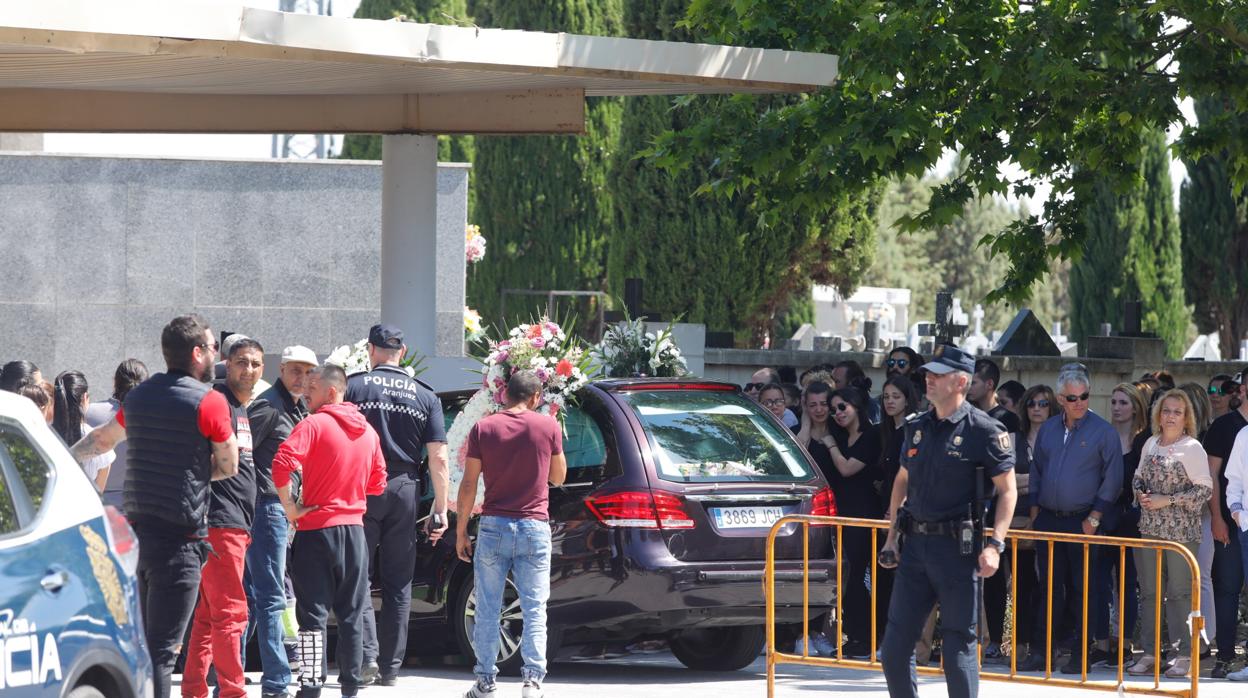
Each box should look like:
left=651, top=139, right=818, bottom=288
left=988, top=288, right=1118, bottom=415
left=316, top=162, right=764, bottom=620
left=41, top=0, right=1194, bottom=211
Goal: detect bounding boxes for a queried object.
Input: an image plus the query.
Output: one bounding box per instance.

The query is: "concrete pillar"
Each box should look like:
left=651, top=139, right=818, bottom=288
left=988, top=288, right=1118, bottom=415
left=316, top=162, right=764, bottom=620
left=380, top=134, right=475, bottom=390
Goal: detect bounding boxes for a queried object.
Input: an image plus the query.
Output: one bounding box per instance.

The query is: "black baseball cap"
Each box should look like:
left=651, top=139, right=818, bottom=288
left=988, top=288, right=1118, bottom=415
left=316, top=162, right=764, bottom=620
left=368, top=323, right=404, bottom=349
left=921, top=344, right=976, bottom=375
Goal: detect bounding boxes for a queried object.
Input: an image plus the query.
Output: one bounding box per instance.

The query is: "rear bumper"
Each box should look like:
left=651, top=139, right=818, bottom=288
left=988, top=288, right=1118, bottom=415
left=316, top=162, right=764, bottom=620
left=549, top=557, right=836, bottom=637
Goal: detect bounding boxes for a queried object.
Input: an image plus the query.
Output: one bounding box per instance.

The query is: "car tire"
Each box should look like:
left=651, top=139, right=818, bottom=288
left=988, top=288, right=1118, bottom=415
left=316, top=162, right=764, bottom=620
left=67, top=685, right=107, bottom=698
left=452, top=572, right=527, bottom=677
left=670, top=625, right=766, bottom=672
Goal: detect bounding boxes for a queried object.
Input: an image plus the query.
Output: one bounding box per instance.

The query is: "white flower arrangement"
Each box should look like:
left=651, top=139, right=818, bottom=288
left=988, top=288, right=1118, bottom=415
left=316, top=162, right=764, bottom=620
left=325, top=339, right=372, bottom=377
left=592, top=317, right=688, bottom=378
left=326, top=338, right=425, bottom=378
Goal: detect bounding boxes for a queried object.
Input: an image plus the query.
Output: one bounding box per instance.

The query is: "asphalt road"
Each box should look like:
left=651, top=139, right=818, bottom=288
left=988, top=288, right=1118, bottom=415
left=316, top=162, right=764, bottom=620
left=188, top=651, right=1245, bottom=698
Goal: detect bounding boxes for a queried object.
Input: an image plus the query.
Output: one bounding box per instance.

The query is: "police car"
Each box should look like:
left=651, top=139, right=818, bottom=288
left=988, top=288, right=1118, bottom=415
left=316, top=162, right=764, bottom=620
left=0, top=391, right=151, bottom=698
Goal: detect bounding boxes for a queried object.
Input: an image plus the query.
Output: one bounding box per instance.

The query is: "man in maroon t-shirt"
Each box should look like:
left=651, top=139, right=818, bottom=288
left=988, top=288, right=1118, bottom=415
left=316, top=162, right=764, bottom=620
left=456, top=370, right=567, bottom=698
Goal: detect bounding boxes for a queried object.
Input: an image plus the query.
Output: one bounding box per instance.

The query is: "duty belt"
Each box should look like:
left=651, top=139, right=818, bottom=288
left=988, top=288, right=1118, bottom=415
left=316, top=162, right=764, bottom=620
left=905, top=520, right=958, bottom=536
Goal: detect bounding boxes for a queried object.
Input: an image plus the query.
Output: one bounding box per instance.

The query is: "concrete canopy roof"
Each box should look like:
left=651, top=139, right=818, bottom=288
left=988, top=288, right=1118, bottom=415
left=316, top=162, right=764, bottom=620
left=0, top=0, right=839, bottom=134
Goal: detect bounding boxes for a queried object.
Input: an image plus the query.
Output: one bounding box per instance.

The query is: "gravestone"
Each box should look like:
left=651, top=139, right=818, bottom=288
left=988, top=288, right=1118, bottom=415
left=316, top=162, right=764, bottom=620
left=994, top=309, right=1060, bottom=356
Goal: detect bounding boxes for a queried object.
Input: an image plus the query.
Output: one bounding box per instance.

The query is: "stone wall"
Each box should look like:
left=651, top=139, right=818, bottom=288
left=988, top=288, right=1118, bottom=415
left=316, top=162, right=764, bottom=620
left=0, top=152, right=471, bottom=394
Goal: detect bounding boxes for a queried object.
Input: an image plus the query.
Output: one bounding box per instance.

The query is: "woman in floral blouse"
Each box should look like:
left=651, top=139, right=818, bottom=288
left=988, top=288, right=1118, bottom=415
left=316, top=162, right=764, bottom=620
left=1127, top=389, right=1213, bottom=679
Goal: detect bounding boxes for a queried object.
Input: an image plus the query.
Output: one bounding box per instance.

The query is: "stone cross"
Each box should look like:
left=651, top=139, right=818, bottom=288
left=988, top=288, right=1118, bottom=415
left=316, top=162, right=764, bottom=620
left=933, top=291, right=968, bottom=345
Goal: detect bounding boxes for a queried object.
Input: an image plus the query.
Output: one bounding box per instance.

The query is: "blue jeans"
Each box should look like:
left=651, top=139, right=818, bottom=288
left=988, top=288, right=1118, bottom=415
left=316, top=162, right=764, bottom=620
left=472, top=515, right=552, bottom=686
left=244, top=496, right=291, bottom=694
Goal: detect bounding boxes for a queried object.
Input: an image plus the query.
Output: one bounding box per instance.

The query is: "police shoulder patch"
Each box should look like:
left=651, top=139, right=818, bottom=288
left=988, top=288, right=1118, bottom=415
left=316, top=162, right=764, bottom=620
left=996, top=431, right=1011, bottom=451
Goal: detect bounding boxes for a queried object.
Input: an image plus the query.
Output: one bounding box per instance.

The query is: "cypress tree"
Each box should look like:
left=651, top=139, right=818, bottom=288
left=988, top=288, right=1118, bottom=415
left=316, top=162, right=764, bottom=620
left=1180, top=98, right=1248, bottom=359
left=608, top=0, right=878, bottom=346
left=466, top=0, right=624, bottom=329
left=1070, top=128, right=1187, bottom=355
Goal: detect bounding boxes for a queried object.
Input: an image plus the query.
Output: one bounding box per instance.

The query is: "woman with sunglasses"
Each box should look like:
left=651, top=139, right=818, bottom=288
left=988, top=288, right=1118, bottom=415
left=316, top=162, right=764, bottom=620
left=827, top=387, right=883, bottom=658
left=1003, top=385, right=1056, bottom=665
left=1128, top=390, right=1213, bottom=679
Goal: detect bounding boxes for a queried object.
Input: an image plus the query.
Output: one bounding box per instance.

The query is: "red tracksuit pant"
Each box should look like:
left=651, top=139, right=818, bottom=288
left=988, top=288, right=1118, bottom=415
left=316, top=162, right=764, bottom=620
left=182, top=527, right=251, bottom=698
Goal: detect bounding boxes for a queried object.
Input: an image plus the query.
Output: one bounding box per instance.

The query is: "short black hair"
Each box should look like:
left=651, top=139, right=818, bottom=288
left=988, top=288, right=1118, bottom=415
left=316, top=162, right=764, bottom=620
left=113, top=359, right=148, bottom=401
left=974, top=358, right=1001, bottom=390
left=834, top=360, right=872, bottom=392
left=314, top=364, right=348, bottom=392
left=228, top=337, right=265, bottom=358
left=507, top=370, right=542, bottom=404
left=161, top=313, right=212, bottom=372
left=997, top=379, right=1026, bottom=404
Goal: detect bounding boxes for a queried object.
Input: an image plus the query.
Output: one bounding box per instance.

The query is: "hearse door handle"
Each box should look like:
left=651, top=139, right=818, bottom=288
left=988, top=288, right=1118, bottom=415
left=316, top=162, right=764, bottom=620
left=40, top=569, right=68, bottom=593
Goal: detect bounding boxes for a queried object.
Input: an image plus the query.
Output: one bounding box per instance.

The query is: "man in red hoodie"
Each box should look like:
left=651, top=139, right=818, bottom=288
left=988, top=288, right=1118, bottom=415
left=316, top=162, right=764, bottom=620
left=273, top=364, right=386, bottom=698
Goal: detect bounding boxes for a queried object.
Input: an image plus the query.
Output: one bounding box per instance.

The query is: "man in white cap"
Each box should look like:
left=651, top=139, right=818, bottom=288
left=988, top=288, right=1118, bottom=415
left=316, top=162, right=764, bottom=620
left=244, top=345, right=319, bottom=698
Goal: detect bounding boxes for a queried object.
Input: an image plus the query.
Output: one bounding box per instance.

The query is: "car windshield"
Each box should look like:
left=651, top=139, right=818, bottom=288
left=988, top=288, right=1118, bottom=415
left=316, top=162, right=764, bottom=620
left=619, top=389, right=812, bottom=483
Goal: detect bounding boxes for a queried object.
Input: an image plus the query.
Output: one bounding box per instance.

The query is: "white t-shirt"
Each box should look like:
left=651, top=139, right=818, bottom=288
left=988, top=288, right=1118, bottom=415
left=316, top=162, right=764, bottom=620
left=1224, top=428, right=1248, bottom=531
left=79, top=423, right=115, bottom=486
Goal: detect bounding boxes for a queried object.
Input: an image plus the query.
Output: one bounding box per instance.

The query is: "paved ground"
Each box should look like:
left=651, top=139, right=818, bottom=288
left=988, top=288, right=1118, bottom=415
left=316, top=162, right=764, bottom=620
left=183, top=651, right=1247, bottom=698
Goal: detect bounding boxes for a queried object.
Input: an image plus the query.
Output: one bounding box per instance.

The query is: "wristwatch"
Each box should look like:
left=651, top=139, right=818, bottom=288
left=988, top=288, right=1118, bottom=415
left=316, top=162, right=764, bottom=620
left=1085, top=516, right=1101, bottom=529
left=985, top=537, right=1006, bottom=554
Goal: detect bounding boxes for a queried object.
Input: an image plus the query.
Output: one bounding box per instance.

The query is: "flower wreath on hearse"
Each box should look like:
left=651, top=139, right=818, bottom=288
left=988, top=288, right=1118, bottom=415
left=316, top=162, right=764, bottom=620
left=447, top=317, right=591, bottom=507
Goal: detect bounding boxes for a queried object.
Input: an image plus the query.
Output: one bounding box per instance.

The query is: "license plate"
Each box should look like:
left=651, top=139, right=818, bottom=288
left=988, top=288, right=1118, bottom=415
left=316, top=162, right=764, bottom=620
left=711, top=506, right=785, bottom=529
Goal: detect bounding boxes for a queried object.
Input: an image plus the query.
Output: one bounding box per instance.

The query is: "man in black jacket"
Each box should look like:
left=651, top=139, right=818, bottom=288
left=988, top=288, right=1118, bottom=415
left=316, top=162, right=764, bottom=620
left=245, top=345, right=318, bottom=698
left=71, top=313, right=239, bottom=698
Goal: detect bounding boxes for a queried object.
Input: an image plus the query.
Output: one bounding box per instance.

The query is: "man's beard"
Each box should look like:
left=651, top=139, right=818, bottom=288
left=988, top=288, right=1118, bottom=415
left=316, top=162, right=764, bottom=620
left=198, top=362, right=214, bottom=383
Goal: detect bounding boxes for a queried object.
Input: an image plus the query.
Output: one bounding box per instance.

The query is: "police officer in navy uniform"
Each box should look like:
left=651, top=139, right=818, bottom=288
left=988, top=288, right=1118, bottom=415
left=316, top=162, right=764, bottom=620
left=345, top=324, right=449, bottom=686
left=878, top=344, right=1017, bottom=698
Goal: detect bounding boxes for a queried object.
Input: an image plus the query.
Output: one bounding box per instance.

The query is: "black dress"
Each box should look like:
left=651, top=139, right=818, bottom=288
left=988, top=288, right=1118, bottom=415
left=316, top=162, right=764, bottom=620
left=807, top=425, right=883, bottom=648
left=828, top=425, right=884, bottom=519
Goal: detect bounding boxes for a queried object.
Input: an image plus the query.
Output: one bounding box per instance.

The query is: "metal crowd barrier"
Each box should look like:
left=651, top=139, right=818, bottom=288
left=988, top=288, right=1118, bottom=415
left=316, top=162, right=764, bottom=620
left=764, top=515, right=1202, bottom=698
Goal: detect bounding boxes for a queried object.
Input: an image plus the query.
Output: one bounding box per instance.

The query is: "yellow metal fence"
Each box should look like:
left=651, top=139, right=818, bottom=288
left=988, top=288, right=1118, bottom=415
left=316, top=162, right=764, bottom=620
left=764, top=515, right=1202, bottom=698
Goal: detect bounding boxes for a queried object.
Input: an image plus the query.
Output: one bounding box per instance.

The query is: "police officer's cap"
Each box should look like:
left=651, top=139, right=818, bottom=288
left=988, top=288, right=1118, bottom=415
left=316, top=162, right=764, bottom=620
left=920, top=344, right=975, bottom=375
left=368, top=323, right=404, bottom=349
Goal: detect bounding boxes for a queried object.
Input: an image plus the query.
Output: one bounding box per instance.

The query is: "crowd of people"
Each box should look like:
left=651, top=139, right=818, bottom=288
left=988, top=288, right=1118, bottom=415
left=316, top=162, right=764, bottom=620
left=1, top=313, right=559, bottom=698
left=5, top=317, right=1248, bottom=691
left=744, top=350, right=1248, bottom=680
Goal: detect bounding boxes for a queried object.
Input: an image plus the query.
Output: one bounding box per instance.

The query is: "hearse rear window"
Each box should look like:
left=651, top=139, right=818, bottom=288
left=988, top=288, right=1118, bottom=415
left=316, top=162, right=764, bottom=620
left=620, top=390, right=812, bottom=483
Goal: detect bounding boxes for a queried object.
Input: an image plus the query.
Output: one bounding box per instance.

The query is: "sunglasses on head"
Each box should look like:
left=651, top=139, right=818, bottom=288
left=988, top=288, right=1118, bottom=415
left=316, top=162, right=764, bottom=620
left=743, top=382, right=765, bottom=392
left=886, top=358, right=909, bottom=369
left=1061, top=392, right=1090, bottom=403
left=1025, top=399, right=1050, bottom=408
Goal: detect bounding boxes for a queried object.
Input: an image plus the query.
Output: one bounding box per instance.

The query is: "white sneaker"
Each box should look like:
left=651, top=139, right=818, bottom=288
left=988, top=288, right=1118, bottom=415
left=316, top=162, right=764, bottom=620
left=811, top=634, right=836, bottom=657
left=465, top=680, right=497, bottom=698
left=522, top=680, right=544, bottom=698
left=1227, top=665, right=1248, bottom=681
